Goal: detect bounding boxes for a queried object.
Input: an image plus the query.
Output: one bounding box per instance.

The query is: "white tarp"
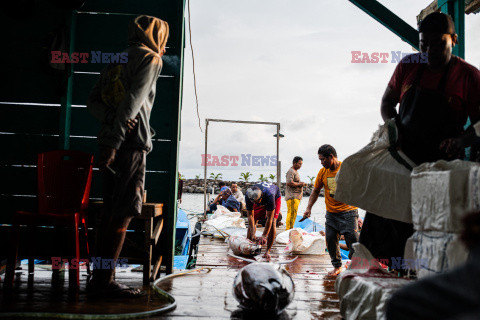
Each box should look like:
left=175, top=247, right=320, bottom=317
left=335, top=121, right=415, bottom=223
left=411, top=160, right=480, bottom=233
left=404, top=230, right=468, bottom=279
left=335, top=243, right=412, bottom=320
left=276, top=228, right=326, bottom=255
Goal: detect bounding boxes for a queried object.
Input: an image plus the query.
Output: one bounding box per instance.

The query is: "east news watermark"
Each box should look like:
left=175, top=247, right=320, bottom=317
left=50, top=51, right=128, bottom=64
left=51, top=257, right=128, bottom=270
left=351, top=51, right=428, bottom=64
left=201, top=154, right=278, bottom=167
left=351, top=257, right=428, bottom=269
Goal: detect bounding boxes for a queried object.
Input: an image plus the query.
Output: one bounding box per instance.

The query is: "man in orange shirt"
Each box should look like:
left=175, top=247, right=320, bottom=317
left=302, top=144, right=359, bottom=276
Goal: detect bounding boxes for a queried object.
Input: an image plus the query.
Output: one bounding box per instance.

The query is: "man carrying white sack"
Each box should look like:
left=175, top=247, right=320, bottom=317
left=360, top=12, right=480, bottom=270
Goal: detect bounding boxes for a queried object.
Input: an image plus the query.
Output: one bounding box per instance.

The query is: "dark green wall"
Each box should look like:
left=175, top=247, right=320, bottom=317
left=0, top=0, right=185, bottom=273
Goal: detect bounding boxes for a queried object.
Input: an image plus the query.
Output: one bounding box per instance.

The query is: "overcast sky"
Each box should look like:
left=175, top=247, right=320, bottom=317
left=177, top=0, right=480, bottom=182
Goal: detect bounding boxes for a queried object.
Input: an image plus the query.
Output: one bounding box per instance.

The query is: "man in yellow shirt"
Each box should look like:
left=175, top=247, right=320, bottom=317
left=302, top=144, right=359, bottom=276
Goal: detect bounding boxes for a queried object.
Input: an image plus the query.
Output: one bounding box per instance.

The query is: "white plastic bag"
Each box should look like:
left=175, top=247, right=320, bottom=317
left=335, top=243, right=412, bottom=320
left=335, top=121, right=415, bottom=223
left=210, top=205, right=241, bottom=219
left=404, top=230, right=468, bottom=279
left=204, top=206, right=246, bottom=232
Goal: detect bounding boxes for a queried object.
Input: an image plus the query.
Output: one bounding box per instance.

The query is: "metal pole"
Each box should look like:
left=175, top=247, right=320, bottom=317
left=276, top=125, right=280, bottom=188
left=204, top=119, right=208, bottom=219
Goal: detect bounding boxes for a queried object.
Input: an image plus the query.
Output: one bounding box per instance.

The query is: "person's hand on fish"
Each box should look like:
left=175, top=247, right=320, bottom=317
left=256, top=236, right=267, bottom=246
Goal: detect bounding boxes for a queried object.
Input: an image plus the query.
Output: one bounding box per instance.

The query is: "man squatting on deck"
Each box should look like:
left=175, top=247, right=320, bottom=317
left=302, top=144, right=359, bottom=276
left=360, top=12, right=480, bottom=269
left=245, top=182, right=282, bottom=260
left=87, top=15, right=169, bottom=297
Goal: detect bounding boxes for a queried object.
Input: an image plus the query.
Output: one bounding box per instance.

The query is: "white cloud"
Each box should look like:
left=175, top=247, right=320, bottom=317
left=178, top=0, right=480, bottom=181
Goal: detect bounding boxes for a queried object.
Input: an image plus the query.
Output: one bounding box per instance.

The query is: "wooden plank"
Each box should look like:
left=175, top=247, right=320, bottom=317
left=0, top=104, right=60, bottom=135
left=152, top=217, right=164, bottom=244
left=0, top=134, right=59, bottom=165
left=89, top=202, right=163, bottom=219
left=150, top=255, right=163, bottom=281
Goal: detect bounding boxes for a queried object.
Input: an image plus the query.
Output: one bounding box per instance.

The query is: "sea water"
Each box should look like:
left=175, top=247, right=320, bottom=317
left=179, top=193, right=366, bottom=226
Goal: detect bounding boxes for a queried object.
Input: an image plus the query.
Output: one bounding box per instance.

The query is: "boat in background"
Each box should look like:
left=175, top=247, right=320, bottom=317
left=173, top=209, right=192, bottom=270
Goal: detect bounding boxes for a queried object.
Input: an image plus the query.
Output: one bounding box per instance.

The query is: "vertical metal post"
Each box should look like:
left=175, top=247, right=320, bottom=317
left=438, top=0, right=465, bottom=58
left=59, top=10, right=77, bottom=150
left=276, top=125, right=280, bottom=188
left=203, top=119, right=208, bottom=219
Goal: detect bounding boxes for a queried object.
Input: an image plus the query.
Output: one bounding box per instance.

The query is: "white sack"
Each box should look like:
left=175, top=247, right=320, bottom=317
left=335, top=121, right=415, bottom=223
left=276, top=228, right=303, bottom=244
left=210, top=205, right=241, bottom=219
left=277, top=229, right=326, bottom=255
left=411, top=160, right=480, bottom=232
left=204, top=207, right=246, bottom=232
left=335, top=243, right=412, bottom=320
left=404, top=230, right=468, bottom=279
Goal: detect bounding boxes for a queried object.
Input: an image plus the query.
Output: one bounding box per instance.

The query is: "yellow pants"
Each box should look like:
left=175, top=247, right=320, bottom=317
left=286, top=198, right=300, bottom=230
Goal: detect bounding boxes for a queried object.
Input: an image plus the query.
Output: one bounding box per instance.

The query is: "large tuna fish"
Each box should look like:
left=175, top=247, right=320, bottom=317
left=228, top=235, right=261, bottom=256
left=233, top=262, right=295, bottom=315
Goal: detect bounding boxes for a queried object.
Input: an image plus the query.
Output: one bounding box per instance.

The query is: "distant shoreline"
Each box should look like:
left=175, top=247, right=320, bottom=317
left=180, top=179, right=323, bottom=197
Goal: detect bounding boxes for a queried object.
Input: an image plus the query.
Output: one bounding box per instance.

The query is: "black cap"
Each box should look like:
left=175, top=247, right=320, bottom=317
left=419, top=12, right=456, bottom=34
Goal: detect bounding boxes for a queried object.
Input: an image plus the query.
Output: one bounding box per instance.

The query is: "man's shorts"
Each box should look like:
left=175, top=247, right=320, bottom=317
left=103, top=148, right=146, bottom=218
left=253, top=197, right=281, bottom=221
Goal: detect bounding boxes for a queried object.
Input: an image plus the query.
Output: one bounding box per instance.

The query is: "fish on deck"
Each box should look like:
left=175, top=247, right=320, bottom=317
left=233, top=262, right=295, bottom=315
left=228, top=235, right=262, bottom=257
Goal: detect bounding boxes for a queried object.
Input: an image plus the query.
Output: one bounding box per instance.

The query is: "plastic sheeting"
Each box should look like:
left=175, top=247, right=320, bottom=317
left=335, top=121, right=415, bottom=223
left=276, top=228, right=326, bottom=255
left=335, top=243, right=412, bottom=320
left=204, top=205, right=246, bottom=232
left=411, top=160, right=480, bottom=233
left=404, top=230, right=468, bottom=279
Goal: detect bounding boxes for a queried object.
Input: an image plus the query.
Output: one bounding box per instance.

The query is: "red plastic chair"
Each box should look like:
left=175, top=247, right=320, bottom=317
left=4, top=150, right=94, bottom=289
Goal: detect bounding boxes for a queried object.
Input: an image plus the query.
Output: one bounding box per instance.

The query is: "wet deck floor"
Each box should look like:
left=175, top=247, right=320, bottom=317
left=0, top=226, right=342, bottom=319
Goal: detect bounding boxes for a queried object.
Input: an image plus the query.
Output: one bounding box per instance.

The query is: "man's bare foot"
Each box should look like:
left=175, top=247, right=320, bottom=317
left=327, top=267, right=343, bottom=277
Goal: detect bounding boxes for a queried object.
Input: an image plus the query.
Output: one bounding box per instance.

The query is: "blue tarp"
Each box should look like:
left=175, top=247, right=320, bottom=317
left=173, top=255, right=189, bottom=270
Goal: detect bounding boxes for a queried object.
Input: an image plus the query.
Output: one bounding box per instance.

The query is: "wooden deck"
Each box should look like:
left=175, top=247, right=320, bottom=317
left=0, top=226, right=342, bottom=319
left=179, top=227, right=342, bottom=319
